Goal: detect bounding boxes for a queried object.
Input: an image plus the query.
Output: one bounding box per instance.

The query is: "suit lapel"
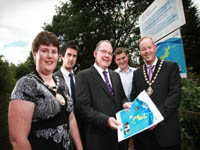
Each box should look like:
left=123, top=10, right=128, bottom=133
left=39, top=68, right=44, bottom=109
left=55, top=69, right=65, bottom=80
left=152, top=59, right=161, bottom=79
left=90, top=66, right=115, bottom=101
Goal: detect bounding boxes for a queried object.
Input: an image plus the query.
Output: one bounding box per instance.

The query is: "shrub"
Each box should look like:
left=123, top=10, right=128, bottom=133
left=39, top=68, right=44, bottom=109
left=180, top=75, right=200, bottom=150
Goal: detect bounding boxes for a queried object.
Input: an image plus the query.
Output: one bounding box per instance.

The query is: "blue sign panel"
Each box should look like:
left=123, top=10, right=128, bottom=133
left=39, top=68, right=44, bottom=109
left=156, top=37, right=187, bottom=78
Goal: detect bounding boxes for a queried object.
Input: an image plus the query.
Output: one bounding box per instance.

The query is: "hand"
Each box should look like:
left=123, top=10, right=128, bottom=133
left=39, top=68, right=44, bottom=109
left=108, top=117, right=121, bottom=130
left=149, top=125, right=157, bottom=131
left=123, top=102, right=132, bottom=109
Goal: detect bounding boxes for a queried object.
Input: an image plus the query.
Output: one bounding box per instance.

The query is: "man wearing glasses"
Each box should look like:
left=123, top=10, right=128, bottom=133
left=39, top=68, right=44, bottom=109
left=75, top=40, right=130, bottom=150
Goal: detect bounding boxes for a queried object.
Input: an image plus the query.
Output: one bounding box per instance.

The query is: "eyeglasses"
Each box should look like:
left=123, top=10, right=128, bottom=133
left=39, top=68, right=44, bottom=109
left=98, top=49, right=113, bottom=56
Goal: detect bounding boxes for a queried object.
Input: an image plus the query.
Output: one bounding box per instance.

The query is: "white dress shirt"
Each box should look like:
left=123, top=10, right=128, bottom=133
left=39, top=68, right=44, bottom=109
left=94, top=63, right=112, bottom=87
left=61, top=67, right=75, bottom=96
left=115, top=66, right=136, bottom=101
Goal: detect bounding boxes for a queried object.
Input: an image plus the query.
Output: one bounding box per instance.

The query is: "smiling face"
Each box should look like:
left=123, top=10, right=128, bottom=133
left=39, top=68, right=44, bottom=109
left=114, top=52, right=129, bottom=71
left=61, top=48, right=77, bottom=72
left=139, top=37, right=157, bottom=65
left=33, top=44, right=58, bottom=75
left=94, top=41, right=113, bottom=70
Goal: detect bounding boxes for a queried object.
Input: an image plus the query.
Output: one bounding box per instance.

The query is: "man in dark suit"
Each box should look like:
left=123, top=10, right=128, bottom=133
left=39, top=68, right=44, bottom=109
left=130, top=36, right=181, bottom=150
left=54, top=41, right=83, bottom=148
left=54, top=40, right=78, bottom=105
left=75, top=40, right=130, bottom=150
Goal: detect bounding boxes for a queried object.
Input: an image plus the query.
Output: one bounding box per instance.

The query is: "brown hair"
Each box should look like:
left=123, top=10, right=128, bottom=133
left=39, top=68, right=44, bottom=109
left=114, top=47, right=127, bottom=57
left=32, top=31, right=59, bottom=53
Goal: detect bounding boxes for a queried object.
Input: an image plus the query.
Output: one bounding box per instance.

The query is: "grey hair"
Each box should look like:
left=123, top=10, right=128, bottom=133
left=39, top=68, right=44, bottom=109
left=95, top=40, right=112, bottom=51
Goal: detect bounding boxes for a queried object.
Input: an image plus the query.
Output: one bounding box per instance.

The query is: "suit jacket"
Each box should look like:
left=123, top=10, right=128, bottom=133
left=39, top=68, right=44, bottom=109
left=75, top=66, right=128, bottom=150
left=54, top=69, right=86, bottom=148
left=130, top=59, right=181, bottom=147
left=54, top=70, right=72, bottom=104
left=54, top=69, right=65, bottom=80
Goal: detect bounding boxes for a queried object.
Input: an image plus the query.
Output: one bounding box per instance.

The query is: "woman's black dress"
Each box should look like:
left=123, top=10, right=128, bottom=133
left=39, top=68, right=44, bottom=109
left=10, top=71, right=74, bottom=150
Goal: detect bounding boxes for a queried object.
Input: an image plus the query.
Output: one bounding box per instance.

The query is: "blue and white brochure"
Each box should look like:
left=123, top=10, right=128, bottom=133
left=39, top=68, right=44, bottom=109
left=116, top=90, right=164, bottom=142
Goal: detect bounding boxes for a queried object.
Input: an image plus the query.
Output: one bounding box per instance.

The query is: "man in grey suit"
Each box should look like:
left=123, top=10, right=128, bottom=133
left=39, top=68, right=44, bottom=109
left=75, top=40, right=130, bottom=150
left=131, top=36, right=181, bottom=150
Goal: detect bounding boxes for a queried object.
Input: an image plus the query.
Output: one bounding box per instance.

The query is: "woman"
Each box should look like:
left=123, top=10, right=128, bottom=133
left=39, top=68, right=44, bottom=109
left=8, top=31, right=83, bottom=150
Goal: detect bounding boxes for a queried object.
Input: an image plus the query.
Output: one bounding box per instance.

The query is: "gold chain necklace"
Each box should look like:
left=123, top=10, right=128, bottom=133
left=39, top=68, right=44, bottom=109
left=35, top=73, right=66, bottom=106
left=143, top=60, right=164, bottom=96
left=46, top=76, right=66, bottom=106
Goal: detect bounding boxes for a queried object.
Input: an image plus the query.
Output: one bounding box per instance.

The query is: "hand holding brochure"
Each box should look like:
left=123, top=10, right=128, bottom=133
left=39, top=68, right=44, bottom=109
left=116, top=90, right=164, bottom=142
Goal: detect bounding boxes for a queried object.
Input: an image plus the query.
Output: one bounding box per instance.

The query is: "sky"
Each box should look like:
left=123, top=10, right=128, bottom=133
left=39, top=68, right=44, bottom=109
left=0, top=0, right=67, bottom=65
left=0, top=0, right=200, bottom=65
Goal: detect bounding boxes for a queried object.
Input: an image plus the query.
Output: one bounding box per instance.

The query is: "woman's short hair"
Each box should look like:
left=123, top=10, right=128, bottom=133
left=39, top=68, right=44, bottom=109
left=32, top=31, right=59, bottom=53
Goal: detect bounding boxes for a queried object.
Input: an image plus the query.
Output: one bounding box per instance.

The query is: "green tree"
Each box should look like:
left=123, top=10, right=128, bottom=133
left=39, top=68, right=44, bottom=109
left=15, top=51, right=35, bottom=80
left=44, top=0, right=154, bottom=70
left=0, top=55, right=16, bottom=150
left=181, top=0, right=200, bottom=74
left=43, top=0, right=200, bottom=74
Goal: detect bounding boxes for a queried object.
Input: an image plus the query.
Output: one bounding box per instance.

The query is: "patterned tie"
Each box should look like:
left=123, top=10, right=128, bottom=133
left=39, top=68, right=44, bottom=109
left=148, top=66, right=154, bottom=81
left=69, top=73, right=76, bottom=106
left=103, top=71, right=113, bottom=95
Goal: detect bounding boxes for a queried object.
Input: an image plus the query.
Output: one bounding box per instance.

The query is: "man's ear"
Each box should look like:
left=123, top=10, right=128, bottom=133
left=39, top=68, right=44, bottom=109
left=94, top=50, right=97, bottom=58
left=154, top=45, right=157, bottom=53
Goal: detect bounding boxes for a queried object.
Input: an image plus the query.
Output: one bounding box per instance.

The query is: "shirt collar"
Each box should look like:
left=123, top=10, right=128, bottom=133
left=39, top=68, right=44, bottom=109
left=94, top=63, right=109, bottom=73
left=117, top=66, right=132, bottom=73
left=145, top=57, right=158, bottom=68
left=61, top=67, right=74, bottom=76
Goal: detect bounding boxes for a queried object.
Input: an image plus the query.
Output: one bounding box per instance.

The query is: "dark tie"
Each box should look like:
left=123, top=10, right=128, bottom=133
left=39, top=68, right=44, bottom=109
left=69, top=73, right=76, bottom=106
left=148, top=66, right=154, bottom=81
left=103, top=71, right=113, bottom=95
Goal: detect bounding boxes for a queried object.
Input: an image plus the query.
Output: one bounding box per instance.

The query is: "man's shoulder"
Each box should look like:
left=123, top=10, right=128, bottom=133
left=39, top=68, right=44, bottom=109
left=162, top=60, right=178, bottom=69
left=109, top=69, right=118, bottom=74
left=129, top=66, right=137, bottom=72
left=109, top=69, right=120, bottom=78
left=77, top=66, right=93, bottom=76
left=54, top=69, right=65, bottom=80
left=163, top=60, right=176, bottom=65
left=54, top=69, right=61, bottom=76
left=133, top=66, right=142, bottom=74
left=114, top=67, right=120, bottom=73
left=114, top=66, right=137, bottom=73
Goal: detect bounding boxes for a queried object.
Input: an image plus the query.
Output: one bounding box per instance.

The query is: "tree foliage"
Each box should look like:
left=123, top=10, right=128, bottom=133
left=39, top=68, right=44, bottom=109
left=43, top=0, right=200, bottom=74
left=181, top=0, right=200, bottom=74
left=0, top=55, right=15, bottom=149
left=15, top=51, right=35, bottom=80
left=44, top=0, right=154, bottom=70
left=0, top=0, right=200, bottom=149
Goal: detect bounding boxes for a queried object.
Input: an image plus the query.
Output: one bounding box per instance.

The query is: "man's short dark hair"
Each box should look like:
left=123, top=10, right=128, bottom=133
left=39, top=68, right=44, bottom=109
left=114, top=47, right=127, bottom=57
left=60, top=40, right=78, bottom=57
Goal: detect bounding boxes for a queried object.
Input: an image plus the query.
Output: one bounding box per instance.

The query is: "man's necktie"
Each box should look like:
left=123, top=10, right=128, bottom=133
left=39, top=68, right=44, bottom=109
left=69, top=73, right=76, bottom=106
left=103, top=71, right=113, bottom=95
left=148, top=66, right=154, bottom=81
